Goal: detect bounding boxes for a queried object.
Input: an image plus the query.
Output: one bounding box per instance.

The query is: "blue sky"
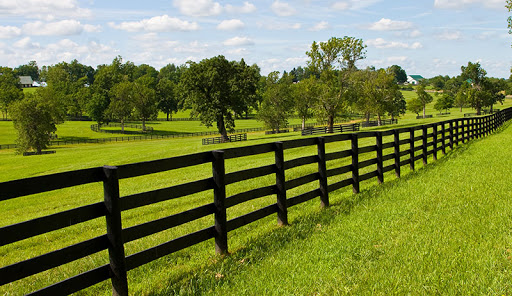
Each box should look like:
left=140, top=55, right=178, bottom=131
left=0, top=0, right=510, bottom=78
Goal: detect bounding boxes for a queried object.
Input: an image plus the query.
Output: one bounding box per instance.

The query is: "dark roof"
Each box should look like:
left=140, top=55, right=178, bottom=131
left=408, top=75, right=424, bottom=80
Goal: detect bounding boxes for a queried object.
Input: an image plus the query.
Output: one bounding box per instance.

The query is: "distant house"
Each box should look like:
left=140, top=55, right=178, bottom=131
left=407, top=75, right=424, bottom=85
left=19, top=76, right=34, bottom=88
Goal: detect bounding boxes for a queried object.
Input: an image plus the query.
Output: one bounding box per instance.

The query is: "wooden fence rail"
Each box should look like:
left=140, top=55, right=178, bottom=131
left=1, top=108, right=511, bottom=295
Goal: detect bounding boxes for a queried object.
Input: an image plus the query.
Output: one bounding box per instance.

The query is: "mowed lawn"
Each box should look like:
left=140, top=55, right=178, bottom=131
left=162, top=122, right=512, bottom=295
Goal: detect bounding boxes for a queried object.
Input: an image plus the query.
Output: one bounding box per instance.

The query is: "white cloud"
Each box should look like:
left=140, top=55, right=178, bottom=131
left=13, top=37, right=40, bottom=49
left=259, top=57, right=308, bottom=75
left=271, top=1, right=297, bottom=17
left=331, top=1, right=351, bottom=10
left=437, top=31, right=462, bottom=40
left=223, top=36, right=254, bottom=46
left=259, top=21, right=301, bottom=30
left=225, top=2, right=256, bottom=14
left=366, top=38, right=423, bottom=49
left=395, top=29, right=423, bottom=38
left=23, top=20, right=84, bottom=36
left=225, top=48, right=249, bottom=55
left=369, top=18, right=414, bottom=31
left=84, top=24, right=102, bottom=33
left=0, top=0, right=92, bottom=20
left=0, top=26, right=21, bottom=39
left=109, top=15, right=199, bottom=32
left=475, top=31, right=498, bottom=40
left=434, top=0, right=504, bottom=10
left=173, top=0, right=222, bottom=17
left=174, top=41, right=210, bottom=53
left=310, top=21, right=329, bottom=31
left=217, top=19, right=245, bottom=30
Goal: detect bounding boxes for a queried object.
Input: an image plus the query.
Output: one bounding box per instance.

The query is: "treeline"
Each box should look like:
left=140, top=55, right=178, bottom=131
left=0, top=35, right=510, bottom=154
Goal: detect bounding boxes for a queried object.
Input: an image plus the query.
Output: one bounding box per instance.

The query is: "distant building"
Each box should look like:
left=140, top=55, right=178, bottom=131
left=19, top=76, right=34, bottom=88
left=407, top=75, right=424, bottom=85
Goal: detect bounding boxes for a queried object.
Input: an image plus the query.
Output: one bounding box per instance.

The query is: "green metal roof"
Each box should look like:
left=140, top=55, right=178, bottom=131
left=408, top=75, right=424, bottom=80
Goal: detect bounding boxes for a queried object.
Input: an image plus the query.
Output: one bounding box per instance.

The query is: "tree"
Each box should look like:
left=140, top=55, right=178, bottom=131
left=460, top=62, right=495, bottom=115
left=507, top=0, right=512, bottom=41
left=14, top=61, right=40, bottom=81
left=292, top=76, right=320, bottom=130
left=306, top=36, right=365, bottom=131
left=132, top=75, right=158, bottom=131
left=434, top=94, right=454, bottom=113
left=10, top=93, right=64, bottom=154
left=416, top=84, right=433, bottom=118
left=106, top=81, right=134, bottom=132
left=0, top=67, right=24, bottom=119
left=156, top=78, right=179, bottom=121
left=179, top=55, right=259, bottom=141
left=407, top=97, right=424, bottom=116
left=158, top=63, right=183, bottom=82
left=258, top=71, right=294, bottom=131
left=428, top=75, right=450, bottom=90
left=387, top=65, right=407, bottom=84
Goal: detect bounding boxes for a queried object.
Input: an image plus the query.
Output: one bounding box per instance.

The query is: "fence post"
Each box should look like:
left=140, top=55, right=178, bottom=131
left=351, top=133, right=360, bottom=194
left=422, top=126, right=427, bottom=165
left=393, top=130, right=400, bottom=178
left=317, top=137, right=329, bottom=207
left=212, top=151, right=228, bottom=255
left=409, top=128, right=415, bottom=171
left=274, top=142, right=288, bottom=225
left=103, top=166, right=128, bottom=296
left=461, top=119, right=465, bottom=143
left=432, top=124, right=438, bottom=161
left=376, top=132, right=384, bottom=183
left=441, top=122, right=446, bottom=155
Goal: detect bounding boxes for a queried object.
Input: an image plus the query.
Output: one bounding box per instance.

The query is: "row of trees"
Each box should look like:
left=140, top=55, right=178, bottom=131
left=2, top=35, right=509, bottom=153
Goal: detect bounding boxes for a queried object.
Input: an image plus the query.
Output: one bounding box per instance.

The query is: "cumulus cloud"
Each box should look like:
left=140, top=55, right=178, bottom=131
left=223, top=36, right=254, bottom=46
left=13, top=37, right=40, bottom=49
left=369, top=18, right=414, bottom=31
left=217, top=19, right=245, bottom=30
left=109, top=15, right=199, bottom=32
left=173, top=0, right=222, bottom=17
left=437, top=31, right=462, bottom=40
left=225, top=2, right=256, bottom=14
left=22, top=20, right=86, bottom=36
left=310, top=21, right=329, bottom=31
left=366, top=38, right=423, bottom=49
left=0, top=0, right=92, bottom=20
left=0, top=26, right=21, bottom=39
left=331, top=1, right=351, bottom=10
left=271, top=1, right=297, bottom=17
left=258, top=21, right=301, bottom=30
left=434, top=0, right=504, bottom=10
left=84, top=24, right=102, bottom=33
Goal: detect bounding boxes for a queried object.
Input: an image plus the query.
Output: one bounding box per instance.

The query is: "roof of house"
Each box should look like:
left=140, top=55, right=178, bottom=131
left=19, top=76, right=33, bottom=85
left=408, top=75, right=424, bottom=81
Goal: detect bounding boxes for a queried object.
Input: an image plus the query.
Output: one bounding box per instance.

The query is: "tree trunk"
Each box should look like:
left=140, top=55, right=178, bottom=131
left=476, top=106, right=481, bottom=115
left=302, top=117, right=306, bottom=130
left=327, top=115, right=334, bottom=133
left=423, top=105, right=426, bottom=118
left=377, top=114, right=382, bottom=126
left=217, top=115, right=229, bottom=142
left=142, top=119, right=146, bottom=132
left=365, top=112, right=370, bottom=123
left=121, top=119, right=125, bottom=133
left=460, top=106, right=462, bottom=112
left=166, top=113, right=169, bottom=121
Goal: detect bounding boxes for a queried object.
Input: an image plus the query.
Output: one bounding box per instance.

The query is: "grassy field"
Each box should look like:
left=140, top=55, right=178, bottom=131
left=1, top=94, right=512, bottom=294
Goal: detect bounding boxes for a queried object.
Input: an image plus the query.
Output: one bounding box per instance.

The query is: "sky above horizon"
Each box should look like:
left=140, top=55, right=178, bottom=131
left=0, top=0, right=511, bottom=78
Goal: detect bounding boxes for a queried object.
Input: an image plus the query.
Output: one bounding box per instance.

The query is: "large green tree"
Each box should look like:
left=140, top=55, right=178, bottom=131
left=0, top=67, right=24, bottom=119
left=258, top=71, right=294, bottom=132
left=132, top=75, right=158, bottom=131
left=460, top=62, right=489, bottom=115
left=306, top=36, right=365, bottom=131
left=10, top=91, right=64, bottom=154
left=292, top=76, right=320, bottom=130
left=416, top=84, right=433, bottom=118
left=156, top=78, right=179, bottom=121
left=434, top=94, right=454, bottom=114
left=179, top=55, right=260, bottom=141
left=106, top=81, right=134, bottom=132
left=387, top=65, right=407, bottom=84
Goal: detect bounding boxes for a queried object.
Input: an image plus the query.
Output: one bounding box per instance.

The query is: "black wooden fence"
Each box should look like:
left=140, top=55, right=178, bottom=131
left=90, top=123, right=154, bottom=133
left=301, top=123, right=360, bottom=136
left=1, top=108, right=511, bottom=295
left=202, top=133, right=247, bottom=145
left=361, top=119, right=398, bottom=127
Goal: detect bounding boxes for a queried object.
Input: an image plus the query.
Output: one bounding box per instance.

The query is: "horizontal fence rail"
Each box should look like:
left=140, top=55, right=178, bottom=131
left=1, top=108, right=511, bottom=295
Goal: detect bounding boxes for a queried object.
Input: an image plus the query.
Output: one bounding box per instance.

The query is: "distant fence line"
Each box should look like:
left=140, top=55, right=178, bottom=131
left=91, top=123, right=154, bottom=134
left=0, top=120, right=351, bottom=150
left=361, top=119, right=398, bottom=128
left=1, top=108, right=510, bottom=294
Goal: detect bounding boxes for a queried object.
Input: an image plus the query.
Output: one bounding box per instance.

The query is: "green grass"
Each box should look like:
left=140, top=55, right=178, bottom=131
left=1, top=97, right=512, bottom=294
